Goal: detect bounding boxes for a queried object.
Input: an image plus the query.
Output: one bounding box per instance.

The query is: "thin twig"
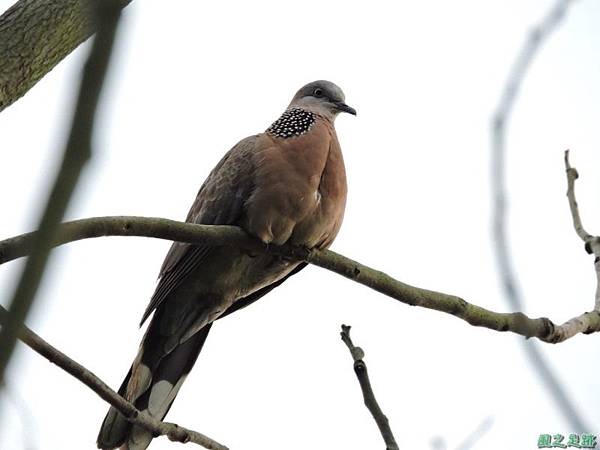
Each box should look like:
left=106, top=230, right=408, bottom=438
left=0, top=1, right=122, bottom=388
left=564, top=150, right=592, bottom=241
left=564, top=151, right=600, bottom=313
left=454, top=416, right=494, bottom=450
left=490, top=0, right=587, bottom=432
left=0, top=306, right=227, bottom=450
left=340, top=325, right=399, bottom=450
left=2, top=215, right=600, bottom=343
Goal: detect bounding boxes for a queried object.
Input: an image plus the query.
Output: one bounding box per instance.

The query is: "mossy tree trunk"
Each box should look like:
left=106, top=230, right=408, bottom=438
left=0, top=0, right=130, bottom=112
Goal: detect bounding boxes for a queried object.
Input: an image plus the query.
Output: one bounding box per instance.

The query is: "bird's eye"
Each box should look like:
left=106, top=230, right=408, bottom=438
left=313, top=88, right=323, bottom=97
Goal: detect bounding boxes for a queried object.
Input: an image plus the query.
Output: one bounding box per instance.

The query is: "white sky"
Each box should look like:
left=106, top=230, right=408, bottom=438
left=1, top=1, right=600, bottom=449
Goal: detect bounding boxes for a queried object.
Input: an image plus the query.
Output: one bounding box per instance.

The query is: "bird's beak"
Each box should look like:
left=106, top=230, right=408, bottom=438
left=334, top=101, right=357, bottom=116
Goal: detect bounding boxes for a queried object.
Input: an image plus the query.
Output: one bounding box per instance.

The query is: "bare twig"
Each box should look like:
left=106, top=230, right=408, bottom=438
left=564, top=151, right=593, bottom=242
left=490, top=0, right=587, bottom=431
left=0, top=306, right=227, bottom=450
left=340, top=325, right=399, bottom=450
left=0, top=1, right=122, bottom=388
left=564, top=151, right=600, bottom=313
left=431, top=416, right=493, bottom=450
left=2, top=215, right=600, bottom=343
left=454, top=416, right=494, bottom=450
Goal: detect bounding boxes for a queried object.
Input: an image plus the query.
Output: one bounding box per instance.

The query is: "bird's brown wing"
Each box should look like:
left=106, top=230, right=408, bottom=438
left=139, top=135, right=258, bottom=326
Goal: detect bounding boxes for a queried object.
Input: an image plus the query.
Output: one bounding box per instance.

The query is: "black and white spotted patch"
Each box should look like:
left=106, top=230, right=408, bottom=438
left=267, top=107, right=316, bottom=139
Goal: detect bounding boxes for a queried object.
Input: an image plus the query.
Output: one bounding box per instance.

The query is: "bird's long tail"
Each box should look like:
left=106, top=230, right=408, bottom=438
left=97, top=321, right=213, bottom=450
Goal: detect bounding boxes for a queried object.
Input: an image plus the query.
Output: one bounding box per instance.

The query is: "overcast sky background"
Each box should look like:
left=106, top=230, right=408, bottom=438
left=1, top=1, right=600, bottom=449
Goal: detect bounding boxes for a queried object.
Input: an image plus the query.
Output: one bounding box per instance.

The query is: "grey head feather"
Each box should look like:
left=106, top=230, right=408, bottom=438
left=289, top=80, right=356, bottom=118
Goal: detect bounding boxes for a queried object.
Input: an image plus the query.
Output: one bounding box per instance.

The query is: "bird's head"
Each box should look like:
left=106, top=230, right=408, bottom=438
left=289, top=80, right=356, bottom=120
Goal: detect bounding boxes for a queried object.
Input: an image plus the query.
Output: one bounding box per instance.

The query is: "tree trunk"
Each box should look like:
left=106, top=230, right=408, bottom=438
left=0, top=0, right=130, bottom=113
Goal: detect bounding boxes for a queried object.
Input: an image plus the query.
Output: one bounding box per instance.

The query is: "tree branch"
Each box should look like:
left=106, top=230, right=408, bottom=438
left=340, top=325, right=399, bottom=450
left=0, top=217, right=256, bottom=265
left=0, top=0, right=122, bottom=389
left=0, top=306, right=227, bottom=450
left=562, top=150, right=600, bottom=325
left=0, top=0, right=131, bottom=112
left=1, top=215, right=599, bottom=343
left=454, top=416, right=494, bottom=450
left=564, top=151, right=593, bottom=242
left=489, top=0, right=587, bottom=432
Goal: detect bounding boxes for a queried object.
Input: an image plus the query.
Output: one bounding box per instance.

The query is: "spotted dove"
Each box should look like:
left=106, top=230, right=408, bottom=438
left=97, top=80, right=355, bottom=449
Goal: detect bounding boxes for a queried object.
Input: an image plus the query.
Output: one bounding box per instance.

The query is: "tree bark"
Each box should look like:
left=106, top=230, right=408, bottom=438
left=1, top=214, right=599, bottom=344
left=0, top=0, right=130, bottom=112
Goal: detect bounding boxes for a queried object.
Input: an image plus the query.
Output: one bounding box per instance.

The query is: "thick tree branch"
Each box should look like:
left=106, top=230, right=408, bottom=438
left=341, top=325, right=399, bottom=450
left=0, top=1, right=122, bottom=388
left=0, top=0, right=131, bottom=112
left=1, top=215, right=599, bottom=343
left=490, top=0, right=586, bottom=432
left=0, top=306, right=227, bottom=450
